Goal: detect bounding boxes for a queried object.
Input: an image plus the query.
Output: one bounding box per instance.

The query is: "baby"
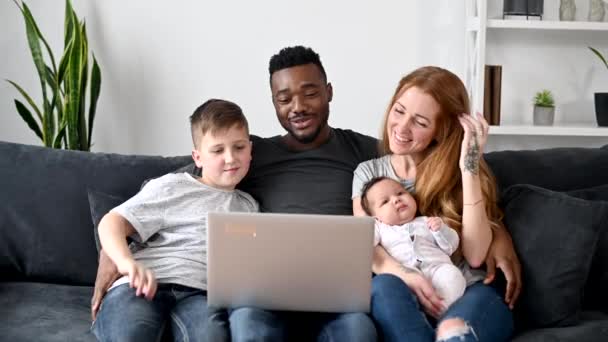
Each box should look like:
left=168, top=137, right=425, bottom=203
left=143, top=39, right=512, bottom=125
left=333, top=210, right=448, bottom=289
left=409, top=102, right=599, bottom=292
left=360, top=176, right=466, bottom=310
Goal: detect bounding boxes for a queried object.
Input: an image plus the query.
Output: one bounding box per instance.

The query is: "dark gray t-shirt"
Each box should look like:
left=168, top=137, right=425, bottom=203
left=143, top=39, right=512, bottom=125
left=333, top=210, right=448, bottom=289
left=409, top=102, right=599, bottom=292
left=237, top=128, right=378, bottom=215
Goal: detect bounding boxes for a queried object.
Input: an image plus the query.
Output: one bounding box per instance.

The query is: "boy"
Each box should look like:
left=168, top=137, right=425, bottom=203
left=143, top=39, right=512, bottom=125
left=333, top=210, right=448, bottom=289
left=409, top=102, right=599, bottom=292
left=360, top=176, right=466, bottom=310
left=92, top=99, right=258, bottom=342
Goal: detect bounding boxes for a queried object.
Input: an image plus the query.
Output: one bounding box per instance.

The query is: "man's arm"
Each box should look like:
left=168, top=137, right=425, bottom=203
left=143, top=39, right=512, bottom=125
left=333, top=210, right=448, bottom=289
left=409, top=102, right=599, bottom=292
left=483, top=224, right=522, bottom=309
left=91, top=248, right=120, bottom=321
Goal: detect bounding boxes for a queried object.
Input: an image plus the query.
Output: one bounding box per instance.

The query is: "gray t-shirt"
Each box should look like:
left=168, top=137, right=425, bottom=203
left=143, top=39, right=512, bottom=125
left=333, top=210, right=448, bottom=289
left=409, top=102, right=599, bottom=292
left=110, top=172, right=259, bottom=290
left=352, top=155, right=485, bottom=285
left=352, top=155, right=416, bottom=199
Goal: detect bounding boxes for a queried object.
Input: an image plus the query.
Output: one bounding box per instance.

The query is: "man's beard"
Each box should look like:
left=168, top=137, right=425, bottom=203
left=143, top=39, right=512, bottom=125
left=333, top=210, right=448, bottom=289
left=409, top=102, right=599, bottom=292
left=284, top=109, right=329, bottom=144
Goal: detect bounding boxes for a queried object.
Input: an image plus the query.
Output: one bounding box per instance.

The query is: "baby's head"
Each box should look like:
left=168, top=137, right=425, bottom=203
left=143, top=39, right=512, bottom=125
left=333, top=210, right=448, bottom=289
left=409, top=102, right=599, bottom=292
left=361, top=177, right=418, bottom=226
left=190, top=99, right=252, bottom=190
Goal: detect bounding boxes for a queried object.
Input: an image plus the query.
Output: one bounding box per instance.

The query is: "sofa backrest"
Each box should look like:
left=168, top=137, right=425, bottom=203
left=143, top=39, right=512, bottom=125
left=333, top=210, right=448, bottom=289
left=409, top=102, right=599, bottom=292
left=0, top=141, right=191, bottom=286
left=485, top=145, right=608, bottom=193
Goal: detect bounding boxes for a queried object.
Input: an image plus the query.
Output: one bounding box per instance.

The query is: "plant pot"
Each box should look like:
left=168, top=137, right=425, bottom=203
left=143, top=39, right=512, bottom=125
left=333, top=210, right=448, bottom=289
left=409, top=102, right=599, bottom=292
left=533, top=106, right=555, bottom=126
left=595, top=93, right=608, bottom=127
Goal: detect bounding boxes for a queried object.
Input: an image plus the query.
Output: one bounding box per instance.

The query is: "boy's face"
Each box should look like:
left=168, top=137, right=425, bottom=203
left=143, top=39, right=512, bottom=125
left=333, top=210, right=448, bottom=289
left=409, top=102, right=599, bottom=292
left=192, top=124, right=252, bottom=190
left=366, top=179, right=417, bottom=226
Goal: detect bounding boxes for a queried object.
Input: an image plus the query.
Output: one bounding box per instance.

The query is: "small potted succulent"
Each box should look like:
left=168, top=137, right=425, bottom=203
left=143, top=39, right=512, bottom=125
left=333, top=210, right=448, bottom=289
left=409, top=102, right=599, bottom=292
left=589, top=46, right=608, bottom=127
left=533, top=90, right=555, bottom=126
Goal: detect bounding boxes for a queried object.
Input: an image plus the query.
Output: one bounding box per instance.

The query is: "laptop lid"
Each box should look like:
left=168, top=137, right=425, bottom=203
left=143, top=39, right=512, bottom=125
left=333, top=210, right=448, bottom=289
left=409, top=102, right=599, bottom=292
left=207, top=212, right=374, bottom=313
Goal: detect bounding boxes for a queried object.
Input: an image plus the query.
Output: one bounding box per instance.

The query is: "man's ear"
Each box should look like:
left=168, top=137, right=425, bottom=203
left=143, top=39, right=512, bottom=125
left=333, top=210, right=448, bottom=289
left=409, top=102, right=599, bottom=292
left=192, top=149, right=203, bottom=169
left=326, top=82, right=333, bottom=102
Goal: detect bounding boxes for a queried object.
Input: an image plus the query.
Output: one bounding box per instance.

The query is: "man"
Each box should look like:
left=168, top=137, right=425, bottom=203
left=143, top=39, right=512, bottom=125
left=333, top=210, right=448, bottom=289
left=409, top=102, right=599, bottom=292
left=226, top=47, right=379, bottom=341
left=92, top=46, right=522, bottom=341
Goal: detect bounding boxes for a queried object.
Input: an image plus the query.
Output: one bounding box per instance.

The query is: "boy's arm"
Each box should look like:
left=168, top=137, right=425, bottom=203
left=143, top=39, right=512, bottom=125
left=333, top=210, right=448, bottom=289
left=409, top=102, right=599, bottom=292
left=484, top=224, right=522, bottom=309
left=98, top=212, right=157, bottom=300
left=98, top=212, right=138, bottom=270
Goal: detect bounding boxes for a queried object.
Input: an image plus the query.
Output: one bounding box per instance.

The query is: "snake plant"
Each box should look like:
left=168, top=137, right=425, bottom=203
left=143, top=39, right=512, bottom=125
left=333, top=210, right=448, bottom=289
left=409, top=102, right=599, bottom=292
left=7, top=0, right=101, bottom=150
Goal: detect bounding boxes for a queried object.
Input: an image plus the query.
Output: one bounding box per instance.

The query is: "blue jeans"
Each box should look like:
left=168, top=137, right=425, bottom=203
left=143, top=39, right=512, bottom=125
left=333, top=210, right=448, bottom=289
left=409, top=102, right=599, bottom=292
left=229, top=307, right=377, bottom=342
left=371, top=274, right=513, bottom=342
left=91, top=283, right=229, bottom=342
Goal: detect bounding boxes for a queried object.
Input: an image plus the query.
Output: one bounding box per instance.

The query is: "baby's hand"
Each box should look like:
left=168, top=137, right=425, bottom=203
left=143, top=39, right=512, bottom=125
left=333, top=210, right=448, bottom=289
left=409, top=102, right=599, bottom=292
left=427, top=217, right=443, bottom=231
left=118, top=259, right=157, bottom=300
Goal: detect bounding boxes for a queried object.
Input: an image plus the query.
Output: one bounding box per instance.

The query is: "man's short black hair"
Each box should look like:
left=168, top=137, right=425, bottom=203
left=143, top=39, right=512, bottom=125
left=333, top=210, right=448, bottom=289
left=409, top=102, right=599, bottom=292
left=268, top=46, right=327, bottom=81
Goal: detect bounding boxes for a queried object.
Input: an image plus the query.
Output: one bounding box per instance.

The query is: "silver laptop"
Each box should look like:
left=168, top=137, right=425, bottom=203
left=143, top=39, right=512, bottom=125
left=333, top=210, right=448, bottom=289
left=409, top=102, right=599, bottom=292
left=207, top=212, right=375, bottom=313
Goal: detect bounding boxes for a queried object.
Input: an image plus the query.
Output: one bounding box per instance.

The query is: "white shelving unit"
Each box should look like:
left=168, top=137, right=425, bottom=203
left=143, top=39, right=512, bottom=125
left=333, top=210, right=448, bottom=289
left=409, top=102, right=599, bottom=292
left=487, top=18, right=608, bottom=30
left=464, top=0, right=608, bottom=139
left=490, top=125, right=608, bottom=136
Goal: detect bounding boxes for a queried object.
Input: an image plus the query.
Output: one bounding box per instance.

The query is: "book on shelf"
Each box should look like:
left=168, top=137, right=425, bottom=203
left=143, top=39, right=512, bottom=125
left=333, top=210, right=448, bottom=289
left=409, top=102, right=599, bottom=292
left=483, top=65, right=502, bottom=125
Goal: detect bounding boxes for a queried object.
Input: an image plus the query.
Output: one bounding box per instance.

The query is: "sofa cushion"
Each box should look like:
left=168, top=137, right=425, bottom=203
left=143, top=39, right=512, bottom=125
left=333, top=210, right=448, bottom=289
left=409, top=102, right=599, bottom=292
left=566, top=184, right=608, bottom=313
left=0, top=141, right=191, bottom=285
left=87, top=190, right=128, bottom=253
left=502, top=184, right=608, bottom=330
left=0, top=282, right=96, bottom=342
left=486, top=147, right=608, bottom=193
left=512, top=311, right=608, bottom=342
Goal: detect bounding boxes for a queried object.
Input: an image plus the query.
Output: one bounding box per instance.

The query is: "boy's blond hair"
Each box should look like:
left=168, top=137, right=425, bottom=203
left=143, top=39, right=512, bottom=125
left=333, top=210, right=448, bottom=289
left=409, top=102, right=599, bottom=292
left=189, top=99, right=249, bottom=148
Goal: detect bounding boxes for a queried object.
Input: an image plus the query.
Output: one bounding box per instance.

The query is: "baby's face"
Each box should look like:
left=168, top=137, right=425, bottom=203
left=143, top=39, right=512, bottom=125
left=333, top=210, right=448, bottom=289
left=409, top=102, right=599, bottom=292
left=367, top=179, right=417, bottom=226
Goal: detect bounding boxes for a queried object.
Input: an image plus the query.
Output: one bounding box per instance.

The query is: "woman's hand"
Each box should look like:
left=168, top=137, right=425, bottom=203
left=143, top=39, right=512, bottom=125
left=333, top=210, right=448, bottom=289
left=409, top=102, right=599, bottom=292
left=374, top=246, right=444, bottom=317
left=458, top=113, right=489, bottom=174
left=398, top=268, right=445, bottom=318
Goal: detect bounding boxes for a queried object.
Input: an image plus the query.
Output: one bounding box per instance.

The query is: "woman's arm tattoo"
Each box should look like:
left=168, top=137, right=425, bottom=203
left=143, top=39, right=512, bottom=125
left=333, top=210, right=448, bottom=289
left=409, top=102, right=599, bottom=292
left=464, top=135, right=480, bottom=174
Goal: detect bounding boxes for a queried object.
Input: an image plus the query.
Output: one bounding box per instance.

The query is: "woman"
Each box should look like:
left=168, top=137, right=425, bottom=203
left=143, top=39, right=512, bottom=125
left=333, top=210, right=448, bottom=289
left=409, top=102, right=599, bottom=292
left=352, top=66, right=515, bottom=341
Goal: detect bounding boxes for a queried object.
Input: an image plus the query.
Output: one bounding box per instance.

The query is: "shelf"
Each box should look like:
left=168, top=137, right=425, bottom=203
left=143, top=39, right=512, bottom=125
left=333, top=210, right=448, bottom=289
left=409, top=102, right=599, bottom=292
left=489, top=125, right=608, bottom=136
left=486, top=19, right=608, bottom=31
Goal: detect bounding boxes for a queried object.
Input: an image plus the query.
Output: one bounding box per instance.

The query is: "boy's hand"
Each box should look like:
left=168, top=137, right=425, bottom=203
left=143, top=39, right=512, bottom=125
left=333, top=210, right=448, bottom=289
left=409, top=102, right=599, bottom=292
left=427, top=217, right=443, bottom=231
left=117, top=259, right=158, bottom=300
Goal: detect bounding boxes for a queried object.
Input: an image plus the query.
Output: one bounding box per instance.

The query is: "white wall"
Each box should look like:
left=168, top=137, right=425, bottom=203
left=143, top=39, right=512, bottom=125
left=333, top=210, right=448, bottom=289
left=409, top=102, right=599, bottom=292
left=1, top=0, right=606, bottom=156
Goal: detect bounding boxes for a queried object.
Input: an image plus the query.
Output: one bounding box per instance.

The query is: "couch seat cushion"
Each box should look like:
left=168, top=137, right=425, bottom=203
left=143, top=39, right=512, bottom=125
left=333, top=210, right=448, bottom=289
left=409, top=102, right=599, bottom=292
left=0, top=282, right=95, bottom=342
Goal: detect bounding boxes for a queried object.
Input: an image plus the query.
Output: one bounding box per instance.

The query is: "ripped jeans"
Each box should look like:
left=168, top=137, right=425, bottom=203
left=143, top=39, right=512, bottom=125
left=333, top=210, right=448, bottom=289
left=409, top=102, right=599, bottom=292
left=371, top=274, right=513, bottom=342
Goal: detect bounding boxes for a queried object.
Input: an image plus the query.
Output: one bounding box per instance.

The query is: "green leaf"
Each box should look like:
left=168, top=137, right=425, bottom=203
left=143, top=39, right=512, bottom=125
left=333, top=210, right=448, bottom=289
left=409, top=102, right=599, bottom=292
left=64, top=0, right=75, bottom=48
left=64, top=8, right=83, bottom=151
left=44, top=65, right=59, bottom=134
left=6, top=79, right=43, bottom=121
left=79, top=45, right=89, bottom=150
left=589, top=46, right=608, bottom=70
left=88, top=56, right=101, bottom=148
left=21, top=2, right=49, bottom=114
left=53, top=119, right=68, bottom=148
left=14, top=99, right=43, bottom=141
left=57, top=38, right=73, bottom=86
left=43, top=98, right=54, bottom=145
left=18, top=1, right=58, bottom=75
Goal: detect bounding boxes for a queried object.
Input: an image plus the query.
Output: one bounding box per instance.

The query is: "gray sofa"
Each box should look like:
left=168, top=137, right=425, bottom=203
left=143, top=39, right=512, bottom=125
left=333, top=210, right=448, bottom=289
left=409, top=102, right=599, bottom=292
left=1, top=140, right=607, bottom=342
